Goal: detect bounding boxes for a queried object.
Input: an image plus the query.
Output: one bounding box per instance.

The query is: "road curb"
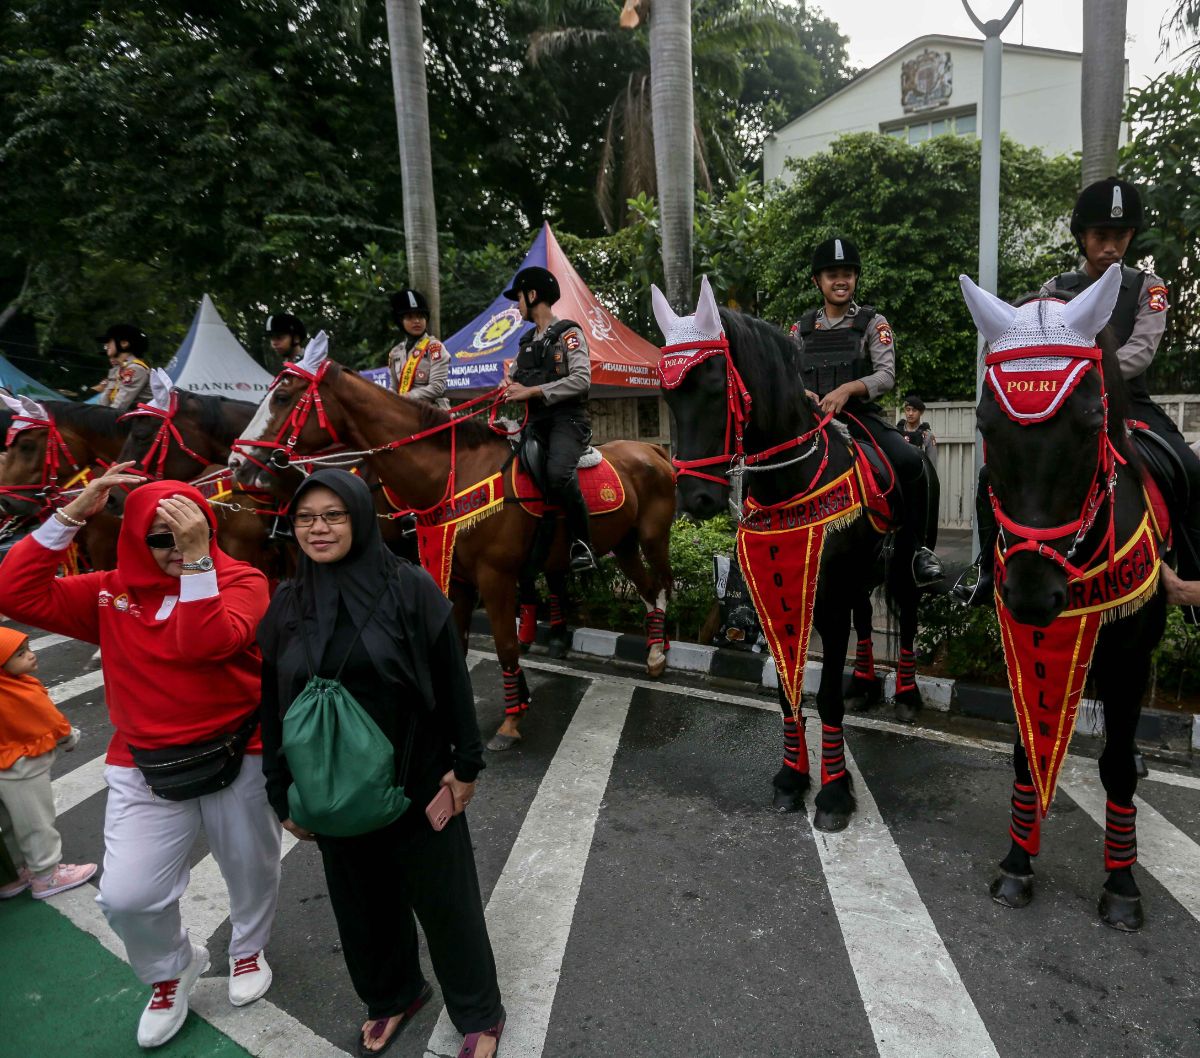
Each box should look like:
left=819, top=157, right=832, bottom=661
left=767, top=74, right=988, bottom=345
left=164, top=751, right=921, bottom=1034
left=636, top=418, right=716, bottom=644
left=471, top=611, right=1199, bottom=755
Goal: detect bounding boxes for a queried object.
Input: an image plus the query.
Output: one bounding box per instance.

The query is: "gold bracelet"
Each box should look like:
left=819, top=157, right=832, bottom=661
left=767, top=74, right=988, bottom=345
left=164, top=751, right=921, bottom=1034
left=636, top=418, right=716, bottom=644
left=54, top=509, right=86, bottom=528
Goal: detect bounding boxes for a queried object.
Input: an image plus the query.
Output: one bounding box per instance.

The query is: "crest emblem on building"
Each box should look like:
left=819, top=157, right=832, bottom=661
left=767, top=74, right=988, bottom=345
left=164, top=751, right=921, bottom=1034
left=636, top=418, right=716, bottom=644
left=901, top=49, right=953, bottom=113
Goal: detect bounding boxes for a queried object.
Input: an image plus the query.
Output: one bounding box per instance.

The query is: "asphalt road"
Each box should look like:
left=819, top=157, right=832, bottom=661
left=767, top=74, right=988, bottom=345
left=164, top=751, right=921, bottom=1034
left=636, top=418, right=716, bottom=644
left=5, top=624, right=1200, bottom=1058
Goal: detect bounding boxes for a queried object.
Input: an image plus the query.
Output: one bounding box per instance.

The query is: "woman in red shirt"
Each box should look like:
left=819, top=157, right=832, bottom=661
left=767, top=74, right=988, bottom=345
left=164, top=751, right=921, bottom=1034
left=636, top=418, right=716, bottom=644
left=0, top=463, right=281, bottom=1049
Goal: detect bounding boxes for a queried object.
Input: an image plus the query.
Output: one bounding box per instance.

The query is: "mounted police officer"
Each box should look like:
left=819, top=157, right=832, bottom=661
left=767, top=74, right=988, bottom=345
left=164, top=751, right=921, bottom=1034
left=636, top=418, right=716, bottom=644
left=265, top=312, right=307, bottom=367
left=958, top=177, right=1200, bottom=616
left=792, top=237, right=943, bottom=586
left=93, top=324, right=151, bottom=413
left=387, top=289, right=448, bottom=409
left=502, top=266, right=596, bottom=572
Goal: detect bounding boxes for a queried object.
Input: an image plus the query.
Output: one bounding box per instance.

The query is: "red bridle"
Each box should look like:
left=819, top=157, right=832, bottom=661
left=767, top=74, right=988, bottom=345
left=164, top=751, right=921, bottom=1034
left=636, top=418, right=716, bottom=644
left=658, top=336, right=835, bottom=492
left=119, top=392, right=213, bottom=480
left=985, top=345, right=1124, bottom=580
left=0, top=412, right=93, bottom=513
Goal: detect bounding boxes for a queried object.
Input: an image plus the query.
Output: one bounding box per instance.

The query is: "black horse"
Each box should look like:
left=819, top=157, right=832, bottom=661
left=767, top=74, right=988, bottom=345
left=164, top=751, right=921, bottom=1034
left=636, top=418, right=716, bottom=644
left=961, top=268, right=1166, bottom=931
left=654, top=278, right=927, bottom=831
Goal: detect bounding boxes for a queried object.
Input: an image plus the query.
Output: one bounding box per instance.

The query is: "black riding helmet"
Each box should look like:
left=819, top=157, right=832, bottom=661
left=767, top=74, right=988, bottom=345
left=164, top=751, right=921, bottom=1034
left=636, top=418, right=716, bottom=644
left=266, top=313, right=308, bottom=344
left=503, top=266, right=561, bottom=307
left=96, top=323, right=149, bottom=356
left=1070, top=177, right=1145, bottom=247
left=810, top=237, right=862, bottom=276
left=391, top=289, right=430, bottom=326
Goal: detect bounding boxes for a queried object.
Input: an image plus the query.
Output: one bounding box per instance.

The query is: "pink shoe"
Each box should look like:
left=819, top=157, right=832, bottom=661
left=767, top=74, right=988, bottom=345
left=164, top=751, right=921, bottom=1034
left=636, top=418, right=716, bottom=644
left=31, top=862, right=97, bottom=899
left=0, top=867, right=32, bottom=899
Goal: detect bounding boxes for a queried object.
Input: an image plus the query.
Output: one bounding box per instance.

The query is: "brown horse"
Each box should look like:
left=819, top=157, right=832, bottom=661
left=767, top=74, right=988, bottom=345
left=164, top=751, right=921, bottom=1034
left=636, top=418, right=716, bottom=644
left=231, top=348, right=676, bottom=749
left=0, top=400, right=129, bottom=569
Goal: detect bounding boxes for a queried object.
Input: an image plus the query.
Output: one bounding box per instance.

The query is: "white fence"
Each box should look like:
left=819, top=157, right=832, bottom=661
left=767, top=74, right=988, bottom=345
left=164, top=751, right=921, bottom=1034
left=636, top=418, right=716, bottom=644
left=925, top=394, right=1200, bottom=531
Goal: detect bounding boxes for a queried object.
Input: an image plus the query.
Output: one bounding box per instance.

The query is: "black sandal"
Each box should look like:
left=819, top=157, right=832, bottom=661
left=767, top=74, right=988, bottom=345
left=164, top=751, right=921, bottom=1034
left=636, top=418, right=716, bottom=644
left=357, top=982, right=433, bottom=1057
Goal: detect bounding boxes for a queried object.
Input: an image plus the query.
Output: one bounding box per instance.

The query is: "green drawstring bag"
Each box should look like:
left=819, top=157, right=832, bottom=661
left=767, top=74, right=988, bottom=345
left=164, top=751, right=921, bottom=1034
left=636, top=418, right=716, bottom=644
left=281, top=593, right=415, bottom=838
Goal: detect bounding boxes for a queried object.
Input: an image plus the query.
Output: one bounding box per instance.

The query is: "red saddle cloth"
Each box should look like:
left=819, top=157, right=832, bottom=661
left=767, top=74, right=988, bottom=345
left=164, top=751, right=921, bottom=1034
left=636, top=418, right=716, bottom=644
left=511, top=457, right=626, bottom=517
left=852, top=441, right=899, bottom=534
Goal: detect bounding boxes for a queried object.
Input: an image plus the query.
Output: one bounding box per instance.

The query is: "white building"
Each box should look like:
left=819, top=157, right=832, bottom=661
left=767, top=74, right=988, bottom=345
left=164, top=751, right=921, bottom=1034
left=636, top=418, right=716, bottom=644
left=763, top=34, right=1128, bottom=182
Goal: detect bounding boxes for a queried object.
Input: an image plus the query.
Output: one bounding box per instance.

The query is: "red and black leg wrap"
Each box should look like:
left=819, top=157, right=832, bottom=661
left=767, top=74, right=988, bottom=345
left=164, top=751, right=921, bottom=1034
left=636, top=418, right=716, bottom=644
left=895, top=647, right=917, bottom=696
left=820, top=724, right=847, bottom=785
left=1104, top=799, right=1137, bottom=871
left=1008, top=782, right=1040, bottom=857
left=549, top=593, right=566, bottom=630
left=645, top=607, right=668, bottom=652
left=853, top=638, right=875, bottom=681
left=782, top=715, right=809, bottom=775
left=518, top=603, right=538, bottom=647
left=503, top=665, right=529, bottom=717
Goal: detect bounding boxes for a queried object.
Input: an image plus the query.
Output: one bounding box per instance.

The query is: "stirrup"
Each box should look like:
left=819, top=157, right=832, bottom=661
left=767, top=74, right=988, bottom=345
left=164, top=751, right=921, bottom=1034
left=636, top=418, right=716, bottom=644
left=911, top=546, right=944, bottom=587
left=569, top=540, right=596, bottom=572
left=951, top=558, right=993, bottom=608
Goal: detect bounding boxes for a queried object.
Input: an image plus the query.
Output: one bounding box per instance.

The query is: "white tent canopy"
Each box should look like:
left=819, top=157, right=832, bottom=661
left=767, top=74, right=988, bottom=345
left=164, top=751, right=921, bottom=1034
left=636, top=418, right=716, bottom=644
left=165, top=294, right=274, bottom=397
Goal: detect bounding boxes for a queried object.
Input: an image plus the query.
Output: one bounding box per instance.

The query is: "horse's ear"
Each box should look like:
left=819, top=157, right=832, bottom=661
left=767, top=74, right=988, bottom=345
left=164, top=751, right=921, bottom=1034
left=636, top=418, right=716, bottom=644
left=0, top=392, right=24, bottom=416
left=17, top=396, right=47, bottom=420
left=1060, top=262, right=1123, bottom=342
left=650, top=284, right=678, bottom=341
left=298, top=330, right=330, bottom=371
left=148, top=369, right=173, bottom=410
left=695, top=275, right=721, bottom=337
left=959, top=274, right=1017, bottom=345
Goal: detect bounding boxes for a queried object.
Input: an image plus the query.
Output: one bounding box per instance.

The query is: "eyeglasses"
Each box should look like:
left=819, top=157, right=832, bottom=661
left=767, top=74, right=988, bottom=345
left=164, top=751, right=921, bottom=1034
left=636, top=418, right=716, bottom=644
left=292, top=509, right=349, bottom=529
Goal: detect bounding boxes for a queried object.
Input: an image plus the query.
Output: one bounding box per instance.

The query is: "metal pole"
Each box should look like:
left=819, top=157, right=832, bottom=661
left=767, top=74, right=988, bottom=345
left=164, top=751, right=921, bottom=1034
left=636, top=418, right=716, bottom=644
left=962, top=0, right=1022, bottom=553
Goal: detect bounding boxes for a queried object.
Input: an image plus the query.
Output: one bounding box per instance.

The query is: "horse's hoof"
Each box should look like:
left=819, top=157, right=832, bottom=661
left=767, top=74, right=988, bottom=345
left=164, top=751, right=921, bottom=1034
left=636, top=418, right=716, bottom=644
left=486, top=733, right=521, bottom=752
left=547, top=639, right=569, bottom=660
left=519, top=642, right=532, bottom=655
left=646, top=656, right=666, bottom=679
left=989, top=869, right=1034, bottom=908
left=812, top=805, right=853, bottom=832
left=772, top=787, right=806, bottom=813
left=845, top=675, right=882, bottom=712
left=893, top=699, right=921, bottom=725
left=1098, top=888, right=1144, bottom=932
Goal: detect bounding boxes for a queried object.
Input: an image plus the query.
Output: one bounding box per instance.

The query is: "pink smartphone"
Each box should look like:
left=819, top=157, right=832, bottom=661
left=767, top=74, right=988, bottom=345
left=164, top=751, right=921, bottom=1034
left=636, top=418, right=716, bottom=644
left=425, top=786, right=454, bottom=831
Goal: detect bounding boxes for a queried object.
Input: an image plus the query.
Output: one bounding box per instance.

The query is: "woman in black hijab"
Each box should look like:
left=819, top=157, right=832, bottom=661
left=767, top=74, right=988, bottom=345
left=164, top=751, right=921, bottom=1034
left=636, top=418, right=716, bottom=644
left=258, top=469, right=504, bottom=1057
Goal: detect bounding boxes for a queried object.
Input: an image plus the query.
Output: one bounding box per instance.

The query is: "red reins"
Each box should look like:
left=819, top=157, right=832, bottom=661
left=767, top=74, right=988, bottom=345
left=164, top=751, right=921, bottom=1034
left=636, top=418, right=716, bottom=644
left=119, top=392, right=213, bottom=480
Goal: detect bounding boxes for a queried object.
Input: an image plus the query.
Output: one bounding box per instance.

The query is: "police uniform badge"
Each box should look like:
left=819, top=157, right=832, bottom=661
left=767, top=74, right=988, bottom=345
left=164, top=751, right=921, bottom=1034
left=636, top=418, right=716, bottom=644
left=564, top=331, right=582, bottom=352
left=875, top=321, right=894, bottom=346
left=119, top=365, right=136, bottom=384
left=429, top=341, right=443, bottom=360
left=1147, top=285, right=1168, bottom=313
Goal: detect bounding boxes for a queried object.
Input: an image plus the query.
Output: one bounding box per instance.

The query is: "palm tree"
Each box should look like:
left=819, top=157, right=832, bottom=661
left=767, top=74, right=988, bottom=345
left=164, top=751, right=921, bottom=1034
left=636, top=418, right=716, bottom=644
left=384, top=0, right=441, bottom=334
left=1080, top=0, right=1128, bottom=187
left=648, top=0, right=694, bottom=310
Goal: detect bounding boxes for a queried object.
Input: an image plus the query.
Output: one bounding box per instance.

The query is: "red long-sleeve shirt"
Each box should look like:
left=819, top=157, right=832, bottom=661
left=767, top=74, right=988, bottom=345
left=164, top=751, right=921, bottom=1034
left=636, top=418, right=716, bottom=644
left=0, top=482, right=269, bottom=766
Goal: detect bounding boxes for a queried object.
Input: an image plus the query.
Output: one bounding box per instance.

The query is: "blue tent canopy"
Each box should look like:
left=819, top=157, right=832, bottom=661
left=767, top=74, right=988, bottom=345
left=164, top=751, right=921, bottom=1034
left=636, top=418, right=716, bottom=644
left=0, top=353, right=64, bottom=401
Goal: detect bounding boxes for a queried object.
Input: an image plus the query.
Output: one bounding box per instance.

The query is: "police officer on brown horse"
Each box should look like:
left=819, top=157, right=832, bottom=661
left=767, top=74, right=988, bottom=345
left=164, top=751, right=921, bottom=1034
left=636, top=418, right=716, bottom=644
left=792, top=237, right=944, bottom=586
left=502, top=266, right=596, bottom=572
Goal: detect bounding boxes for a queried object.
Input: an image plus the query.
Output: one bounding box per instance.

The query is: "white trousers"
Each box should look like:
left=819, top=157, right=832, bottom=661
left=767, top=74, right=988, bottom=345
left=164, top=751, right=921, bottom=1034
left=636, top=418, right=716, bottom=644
left=0, top=751, right=62, bottom=875
left=97, top=756, right=282, bottom=984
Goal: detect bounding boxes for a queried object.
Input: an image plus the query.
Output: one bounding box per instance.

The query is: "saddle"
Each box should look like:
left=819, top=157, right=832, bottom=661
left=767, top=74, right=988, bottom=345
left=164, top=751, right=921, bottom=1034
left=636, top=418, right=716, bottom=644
left=513, top=433, right=624, bottom=518
left=1130, top=424, right=1188, bottom=551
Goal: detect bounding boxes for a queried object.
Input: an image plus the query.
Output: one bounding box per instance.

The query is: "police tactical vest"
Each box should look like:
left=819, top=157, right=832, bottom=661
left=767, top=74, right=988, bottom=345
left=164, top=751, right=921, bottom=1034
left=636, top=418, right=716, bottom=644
left=796, top=306, right=877, bottom=398
left=1054, top=266, right=1148, bottom=399
left=514, top=319, right=587, bottom=418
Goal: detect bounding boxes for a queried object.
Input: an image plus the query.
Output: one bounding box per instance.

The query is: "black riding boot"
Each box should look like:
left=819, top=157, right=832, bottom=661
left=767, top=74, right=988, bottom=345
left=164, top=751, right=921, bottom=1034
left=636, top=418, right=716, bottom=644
left=902, top=465, right=943, bottom=586
left=561, top=475, right=596, bottom=572
left=953, top=466, right=998, bottom=608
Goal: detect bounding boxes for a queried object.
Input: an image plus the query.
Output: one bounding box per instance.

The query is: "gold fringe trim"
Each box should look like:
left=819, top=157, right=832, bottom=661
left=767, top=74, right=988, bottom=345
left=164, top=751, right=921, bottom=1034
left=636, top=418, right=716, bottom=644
left=824, top=505, right=863, bottom=535
left=1099, top=563, right=1161, bottom=626
left=450, top=498, right=505, bottom=536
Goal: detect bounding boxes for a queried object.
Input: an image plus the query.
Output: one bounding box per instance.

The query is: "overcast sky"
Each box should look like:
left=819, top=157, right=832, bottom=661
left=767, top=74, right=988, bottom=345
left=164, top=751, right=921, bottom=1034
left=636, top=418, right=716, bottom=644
left=815, top=0, right=1186, bottom=89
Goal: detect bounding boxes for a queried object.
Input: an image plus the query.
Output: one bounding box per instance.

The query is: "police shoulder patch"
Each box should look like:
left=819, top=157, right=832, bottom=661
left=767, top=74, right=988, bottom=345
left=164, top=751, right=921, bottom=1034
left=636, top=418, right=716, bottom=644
left=875, top=321, right=894, bottom=346
left=119, top=366, right=136, bottom=384
left=429, top=340, right=443, bottom=360
left=563, top=330, right=582, bottom=352
left=1147, top=285, right=1168, bottom=313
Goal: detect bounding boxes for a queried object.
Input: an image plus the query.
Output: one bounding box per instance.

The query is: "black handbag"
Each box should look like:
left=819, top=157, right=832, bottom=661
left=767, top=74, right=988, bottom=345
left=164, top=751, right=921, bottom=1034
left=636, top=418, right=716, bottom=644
left=128, top=711, right=260, bottom=801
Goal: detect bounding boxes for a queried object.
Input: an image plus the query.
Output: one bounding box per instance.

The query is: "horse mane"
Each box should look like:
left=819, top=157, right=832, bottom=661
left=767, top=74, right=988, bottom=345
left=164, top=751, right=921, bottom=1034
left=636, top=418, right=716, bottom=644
left=176, top=389, right=258, bottom=437
left=718, top=307, right=815, bottom=438
left=1011, top=292, right=1135, bottom=464
left=45, top=401, right=126, bottom=438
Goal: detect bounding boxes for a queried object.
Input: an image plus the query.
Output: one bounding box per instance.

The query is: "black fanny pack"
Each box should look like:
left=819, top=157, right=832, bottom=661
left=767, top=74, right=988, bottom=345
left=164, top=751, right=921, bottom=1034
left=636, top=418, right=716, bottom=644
left=127, top=711, right=260, bottom=802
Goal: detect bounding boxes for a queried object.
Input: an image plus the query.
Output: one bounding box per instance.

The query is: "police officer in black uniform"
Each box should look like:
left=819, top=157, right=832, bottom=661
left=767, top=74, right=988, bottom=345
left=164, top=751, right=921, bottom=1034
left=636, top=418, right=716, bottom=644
left=958, top=177, right=1200, bottom=614
left=266, top=313, right=307, bottom=366
left=792, top=237, right=943, bottom=586
left=503, top=266, right=596, bottom=572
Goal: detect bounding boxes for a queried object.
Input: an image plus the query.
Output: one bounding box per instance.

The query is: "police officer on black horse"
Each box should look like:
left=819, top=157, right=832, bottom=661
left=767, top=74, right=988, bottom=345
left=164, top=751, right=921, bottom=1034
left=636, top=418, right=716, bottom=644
left=792, top=237, right=944, bottom=586
left=502, top=266, right=596, bottom=572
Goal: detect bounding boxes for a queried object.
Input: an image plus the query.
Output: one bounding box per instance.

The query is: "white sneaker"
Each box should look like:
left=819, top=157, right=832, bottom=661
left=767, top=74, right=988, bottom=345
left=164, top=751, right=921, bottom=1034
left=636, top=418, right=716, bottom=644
left=228, top=950, right=272, bottom=1006
left=137, top=941, right=209, bottom=1048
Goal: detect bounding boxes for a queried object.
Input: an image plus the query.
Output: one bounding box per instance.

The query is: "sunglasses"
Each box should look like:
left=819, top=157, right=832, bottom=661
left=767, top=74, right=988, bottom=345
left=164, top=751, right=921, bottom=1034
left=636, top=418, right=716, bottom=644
left=145, top=529, right=214, bottom=550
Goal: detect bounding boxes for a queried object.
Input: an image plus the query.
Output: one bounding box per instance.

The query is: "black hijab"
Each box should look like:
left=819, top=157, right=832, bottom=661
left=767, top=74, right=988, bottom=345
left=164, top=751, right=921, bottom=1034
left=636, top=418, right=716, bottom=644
left=279, top=468, right=450, bottom=711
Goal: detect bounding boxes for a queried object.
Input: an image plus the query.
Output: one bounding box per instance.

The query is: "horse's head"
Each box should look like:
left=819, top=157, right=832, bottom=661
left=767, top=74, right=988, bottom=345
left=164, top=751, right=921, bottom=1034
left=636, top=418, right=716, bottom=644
left=653, top=276, right=741, bottom=519
left=962, top=264, right=1123, bottom=626
left=0, top=395, right=56, bottom=517
left=230, top=332, right=341, bottom=488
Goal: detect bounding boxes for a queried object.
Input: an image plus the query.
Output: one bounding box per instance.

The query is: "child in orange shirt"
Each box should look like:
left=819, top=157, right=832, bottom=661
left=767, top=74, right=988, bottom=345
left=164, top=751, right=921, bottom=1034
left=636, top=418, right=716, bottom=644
left=0, top=628, right=95, bottom=899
